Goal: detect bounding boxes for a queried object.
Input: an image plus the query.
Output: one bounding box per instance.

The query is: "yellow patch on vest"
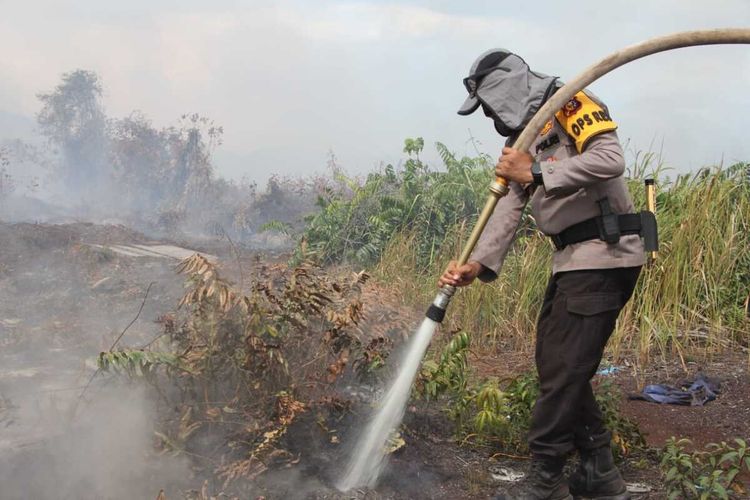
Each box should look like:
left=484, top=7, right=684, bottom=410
left=555, top=91, right=617, bottom=153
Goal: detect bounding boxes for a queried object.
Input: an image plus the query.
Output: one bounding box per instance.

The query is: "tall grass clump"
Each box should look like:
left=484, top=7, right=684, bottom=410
left=301, top=139, right=750, bottom=359
left=376, top=224, right=552, bottom=351
left=620, top=161, right=750, bottom=361
left=389, top=161, right=750, bottom=359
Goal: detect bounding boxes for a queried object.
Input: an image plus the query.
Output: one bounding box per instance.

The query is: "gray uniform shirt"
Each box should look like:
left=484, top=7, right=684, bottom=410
left=471, top=97, right=645, bottom=281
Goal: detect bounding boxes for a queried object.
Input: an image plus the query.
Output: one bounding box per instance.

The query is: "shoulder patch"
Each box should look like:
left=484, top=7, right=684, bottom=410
left=554, top=91, right=617, bottom=153
left=540, top=120, right=553, bottom=136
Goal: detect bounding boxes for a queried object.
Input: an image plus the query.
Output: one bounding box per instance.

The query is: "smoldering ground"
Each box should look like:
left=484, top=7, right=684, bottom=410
left=0, top=69, right=367, bottom=498
left=0, top=70, right=501, bottom=499
left=0, top=384, right=191, bottom=499
left=0, top=220, right=503, bottom=499
left=0, top=69, right=340, bottom=498
left=0, top=223, right=194, bottom=499
left=0, top=223, right=339, bottom=499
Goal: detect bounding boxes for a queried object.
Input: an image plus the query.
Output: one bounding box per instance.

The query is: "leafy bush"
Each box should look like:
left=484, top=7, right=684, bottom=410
left=420, top=366, right=540, bottom=454
left=461, top=372, right=540, bottom=453
left=97, top=350, right=187, bottom=379
left=418, top=336, right=643, bottom=455
left=301, top=138, right=492, bottom=269
left=419, top=330, right=471, bottom=400
left=661, top=437, right=750, bottom=499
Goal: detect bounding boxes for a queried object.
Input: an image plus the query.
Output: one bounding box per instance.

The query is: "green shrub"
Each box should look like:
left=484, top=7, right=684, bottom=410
left=418, top=336, right=644, bottom=455
left=300, top=138, right=492, bottom=269
left=661, top=437, right=750, bottom=499
left=419, top=331, right=471, bottom=400
left=299, top=135, right=749, bottom=357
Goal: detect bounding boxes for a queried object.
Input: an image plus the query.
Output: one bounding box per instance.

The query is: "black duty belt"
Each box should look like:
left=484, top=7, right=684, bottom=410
left=550, top=213, right=649, bottom=251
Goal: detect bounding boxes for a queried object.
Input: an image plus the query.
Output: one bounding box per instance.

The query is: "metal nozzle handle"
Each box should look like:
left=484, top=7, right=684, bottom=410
left=426, top=284, right=456, bottom=322
left=457, top=177, right=510, bottom=266
left=428, top=176, right=510, bottom=323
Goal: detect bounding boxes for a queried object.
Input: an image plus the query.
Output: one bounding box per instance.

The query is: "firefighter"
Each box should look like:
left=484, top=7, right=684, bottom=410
left=439, top=49, right=644, bottom=500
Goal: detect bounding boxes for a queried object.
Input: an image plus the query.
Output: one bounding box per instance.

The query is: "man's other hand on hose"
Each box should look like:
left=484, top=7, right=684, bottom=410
left=438, top=260, right=483, bottom=288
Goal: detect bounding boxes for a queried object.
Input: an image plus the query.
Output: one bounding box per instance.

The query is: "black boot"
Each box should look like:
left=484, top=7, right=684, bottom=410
left=494, top=456, right=572, bottom=500
left=568, top=446, right=630, bottom=500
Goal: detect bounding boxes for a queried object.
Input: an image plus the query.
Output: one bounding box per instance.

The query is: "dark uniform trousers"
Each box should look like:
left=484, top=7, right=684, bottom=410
left=528, top=266, right=641, bottom=458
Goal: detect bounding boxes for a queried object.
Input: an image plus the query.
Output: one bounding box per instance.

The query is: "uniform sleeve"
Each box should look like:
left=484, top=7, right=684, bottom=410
left=469, top=180, right=529, bottom=282
left=539, top=130, right=625, bottom=195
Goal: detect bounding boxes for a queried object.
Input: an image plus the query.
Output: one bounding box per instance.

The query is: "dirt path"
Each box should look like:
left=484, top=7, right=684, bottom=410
left=617, top=354, right=750, bottom=450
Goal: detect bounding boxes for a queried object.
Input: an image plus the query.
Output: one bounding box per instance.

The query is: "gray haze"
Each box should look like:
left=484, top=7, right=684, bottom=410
left=1, top=0, right=749, bottom=183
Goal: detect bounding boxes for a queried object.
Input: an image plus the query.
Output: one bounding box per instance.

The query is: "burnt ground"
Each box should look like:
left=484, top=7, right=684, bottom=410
left=0, top=222, right=499, bottom=499
left=0, top=222, right=209, bottom=498
left=252, top=405, right=500, bottom=500
left=1, top=222, right=748, bottom=499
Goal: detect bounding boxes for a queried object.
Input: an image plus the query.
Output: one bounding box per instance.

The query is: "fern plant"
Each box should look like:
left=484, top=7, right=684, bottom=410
left=98, top=350, right=187, bottom=378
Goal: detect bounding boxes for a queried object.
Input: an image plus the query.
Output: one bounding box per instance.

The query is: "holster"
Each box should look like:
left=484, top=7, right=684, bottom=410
left=639, top=210, right=659, bottom=252
left=596, top=198, right=621, bottom=244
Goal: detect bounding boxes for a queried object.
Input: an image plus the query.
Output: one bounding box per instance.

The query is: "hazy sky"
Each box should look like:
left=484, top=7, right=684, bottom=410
left=1, top=0, right=749, bottom=184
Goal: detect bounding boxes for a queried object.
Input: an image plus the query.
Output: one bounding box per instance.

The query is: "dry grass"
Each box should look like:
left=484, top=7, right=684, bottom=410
left=375, top=164, right=750, bottom=363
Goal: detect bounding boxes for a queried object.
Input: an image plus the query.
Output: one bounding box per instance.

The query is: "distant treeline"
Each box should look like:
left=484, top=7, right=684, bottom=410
left=2, top=69, right=326, bottom=242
